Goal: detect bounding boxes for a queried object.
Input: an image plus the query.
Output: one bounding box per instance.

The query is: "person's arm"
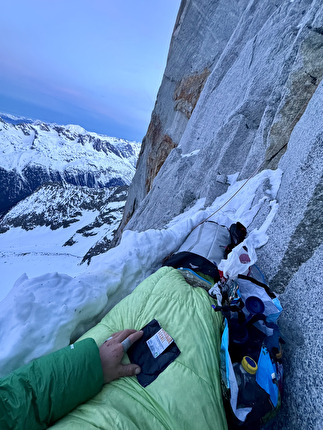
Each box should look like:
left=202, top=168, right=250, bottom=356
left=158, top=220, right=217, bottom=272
left=0, top=338, right=102, bottom=430
left=0, top=330, right=143, bottom=430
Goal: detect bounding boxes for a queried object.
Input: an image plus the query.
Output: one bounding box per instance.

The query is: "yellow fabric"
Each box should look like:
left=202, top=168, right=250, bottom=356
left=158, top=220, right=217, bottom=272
left=50, top=266, right=227, bottom=430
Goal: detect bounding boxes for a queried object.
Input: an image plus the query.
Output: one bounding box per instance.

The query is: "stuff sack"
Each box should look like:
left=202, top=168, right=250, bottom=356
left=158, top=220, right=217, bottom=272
left=176, top=221, right=231, bottom=266
left=224, top=222, right=247, bottom=258
left=166, top=222, right=248, bottom=283
left=216, top=266, right=283, bottom=429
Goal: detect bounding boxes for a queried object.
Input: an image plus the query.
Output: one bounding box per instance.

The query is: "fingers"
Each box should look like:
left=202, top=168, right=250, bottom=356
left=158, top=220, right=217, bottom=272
left=127, top=330, right=143, bottom=345
left=104, top=330, right=133, bottom=342
left=100, top=329, right=144, bottom=384
left=116, top=329, right=138, bottom=342
left=121, top=330, right=143, bottom=353
left=118, top=363, right=141, bottom=378
left=107, top=329, right=143, bottom=346
left=121, top=337, right=132, bottom=353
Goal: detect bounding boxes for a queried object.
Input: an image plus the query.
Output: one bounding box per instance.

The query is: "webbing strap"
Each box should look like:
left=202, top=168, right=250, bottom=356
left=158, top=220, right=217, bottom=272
left=238, top=274, right=276, bottom=299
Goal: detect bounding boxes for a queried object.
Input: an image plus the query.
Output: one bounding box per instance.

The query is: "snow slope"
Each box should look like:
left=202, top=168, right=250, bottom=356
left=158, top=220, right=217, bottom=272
left=0, top=184, right=129, bottom=301
left=0, top=114, right=141, bottom=305
left=0, top=168, right=282, bottom=377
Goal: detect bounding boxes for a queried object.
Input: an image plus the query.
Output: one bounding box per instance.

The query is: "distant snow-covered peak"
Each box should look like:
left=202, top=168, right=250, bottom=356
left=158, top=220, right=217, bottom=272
left=64, top=124, right=88, bottom=135
left=0, top=114, right=141, bottom=216
left=0, top=116, right=141, bottom=174
left=0, top=112, right=33, bottom=122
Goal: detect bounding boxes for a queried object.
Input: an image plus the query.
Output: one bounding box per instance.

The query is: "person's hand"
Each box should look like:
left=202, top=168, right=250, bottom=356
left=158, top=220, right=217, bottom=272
left=99, top=329, right=143, bottom=384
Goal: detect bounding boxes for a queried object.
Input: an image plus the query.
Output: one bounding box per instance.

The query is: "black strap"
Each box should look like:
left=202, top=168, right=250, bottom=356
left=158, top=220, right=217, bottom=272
left=238, top=274, right=276, bottom=299
left=163, top=251, right=220, bottom=281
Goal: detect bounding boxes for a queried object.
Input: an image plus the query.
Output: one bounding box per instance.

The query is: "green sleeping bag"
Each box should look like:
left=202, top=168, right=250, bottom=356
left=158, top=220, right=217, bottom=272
left=50, top=266, right=228, bottom=430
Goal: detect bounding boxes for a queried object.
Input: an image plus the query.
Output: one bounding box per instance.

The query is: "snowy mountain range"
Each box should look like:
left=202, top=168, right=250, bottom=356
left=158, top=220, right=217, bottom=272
left=0, top=113, right=140, bottom=215
left=0, top=114, right=141, bottom=293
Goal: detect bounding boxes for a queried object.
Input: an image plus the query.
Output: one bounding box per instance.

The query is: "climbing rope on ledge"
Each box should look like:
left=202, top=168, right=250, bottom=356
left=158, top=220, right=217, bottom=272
left=191, top=159, right=267, bottom=232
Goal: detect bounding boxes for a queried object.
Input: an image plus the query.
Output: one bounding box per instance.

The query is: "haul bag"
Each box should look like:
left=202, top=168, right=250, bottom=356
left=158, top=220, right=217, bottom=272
left=218, top=267, right=283, bottom=428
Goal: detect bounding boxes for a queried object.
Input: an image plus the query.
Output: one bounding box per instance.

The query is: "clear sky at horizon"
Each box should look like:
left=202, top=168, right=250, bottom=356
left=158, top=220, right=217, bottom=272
left=0, top=1, right=180, bottom=141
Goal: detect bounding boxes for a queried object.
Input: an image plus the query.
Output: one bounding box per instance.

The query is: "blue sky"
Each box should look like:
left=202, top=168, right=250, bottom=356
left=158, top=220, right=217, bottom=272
left=0, top=1, right=180, bottom=141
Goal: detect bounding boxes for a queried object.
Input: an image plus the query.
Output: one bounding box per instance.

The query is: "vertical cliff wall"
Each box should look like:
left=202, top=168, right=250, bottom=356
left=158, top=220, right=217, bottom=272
left=121, top=0, right=251, bottom=226
left=119, top=1, right=323, bottom=428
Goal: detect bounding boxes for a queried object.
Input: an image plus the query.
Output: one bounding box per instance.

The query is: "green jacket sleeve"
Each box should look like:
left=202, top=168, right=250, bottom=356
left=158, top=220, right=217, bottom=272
left=0, top=338, right=103, bottom=430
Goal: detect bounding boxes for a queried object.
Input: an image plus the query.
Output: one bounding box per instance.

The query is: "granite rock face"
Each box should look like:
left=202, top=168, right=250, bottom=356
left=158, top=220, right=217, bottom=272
left=121, top=0, right=251, bottom=224
left=119, top=0, right=323, bottom=428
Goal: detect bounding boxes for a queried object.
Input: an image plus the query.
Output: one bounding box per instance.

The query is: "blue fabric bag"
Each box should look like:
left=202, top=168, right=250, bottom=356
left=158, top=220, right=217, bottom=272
left=256, top=346, right=279, bottom=408
left=217, top=266, right=283, bottom=428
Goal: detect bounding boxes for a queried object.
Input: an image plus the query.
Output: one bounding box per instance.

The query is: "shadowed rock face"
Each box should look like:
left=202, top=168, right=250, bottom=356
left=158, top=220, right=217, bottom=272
left=146, top=132, right=177, bottom=193
left=117, top=0, right=323, bottom=427
left=174, top=68, right=210, bottom=119
left=265, top=31, right=323, bottom=167
left=269, top=180, right=323, bottom=294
